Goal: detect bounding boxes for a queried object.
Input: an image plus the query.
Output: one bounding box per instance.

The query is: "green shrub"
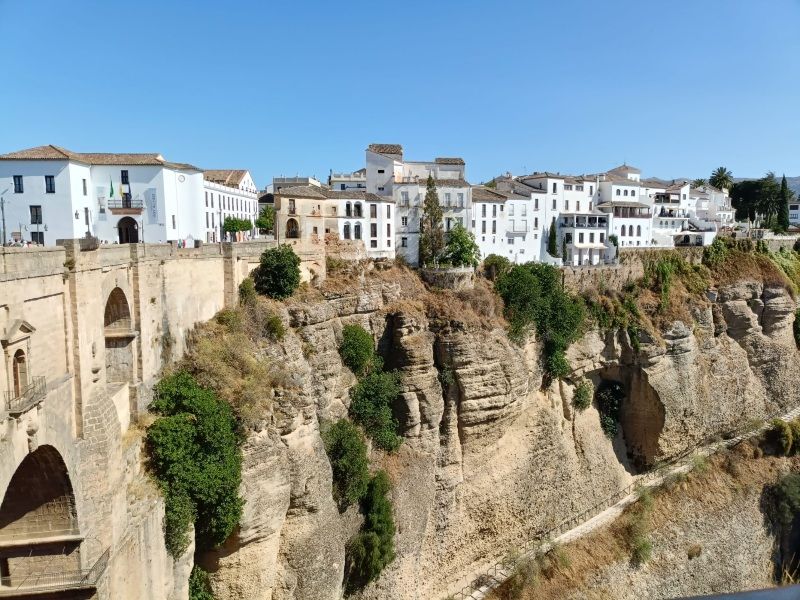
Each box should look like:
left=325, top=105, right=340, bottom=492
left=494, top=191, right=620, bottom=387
left=789, top=420, right=800, bottom=456
left=442, top=222, right=480, bottom=267
left=627, top=488, right=654, bottom=566
left=702, top=237, right=728, bottom=268
left=189, top=565, right=215, bottom=600
left=147, top=372, right=243, bottom=556
left=770, top=419, right=793, bottom=456
left=223, top=216, right=253, bottom=234
left=349, top=371, right=402, bottom=452
left=264, top=314, right=285, bottom=341
left=216, top=308, right=243, bottom=331
left=596, top=381, right=624, bottom=438
left=482, top=254, right=512, bottom=281
left=774, top=473, right=800, bottom=527
left=339, top=324, right=376, bottom=376
left=323, top=420, right=371, bottom=507
left=609, top=234, right=619, bottom=248
left=573, top=379, right=593, bottom=411
left=495, top=263, right=585, bottom=379
left=253, top=245, right=301, bottom=299
left=238, top=277, right=257, bottom=306
left=345, top=471, right=396, bottom=593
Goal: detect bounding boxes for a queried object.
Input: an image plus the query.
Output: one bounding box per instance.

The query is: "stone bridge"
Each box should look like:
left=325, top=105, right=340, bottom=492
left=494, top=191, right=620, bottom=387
left=0, top=239, right=323, bottom=599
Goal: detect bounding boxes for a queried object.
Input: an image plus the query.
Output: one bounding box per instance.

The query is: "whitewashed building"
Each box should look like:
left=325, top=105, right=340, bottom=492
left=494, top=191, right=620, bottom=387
left=0, top=145, right=207, bottom=246
left=597, top=165, right=654, bottom=248
left=329, top=169, right=367, bottom=192
left=471, top=186, right=508, bottom=259
left=203, top=170, right=259, bottom=243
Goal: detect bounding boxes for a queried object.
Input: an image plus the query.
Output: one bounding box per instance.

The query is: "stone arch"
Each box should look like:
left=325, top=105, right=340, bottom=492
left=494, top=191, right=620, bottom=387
left=589, top=366, right=665, bottom=473
left=104, top=288, right=135, bottom=385
left=117, top=216, right=139, bottom=244
left=0, top=445, right=82, bottom=587
left=286, top=218, right=299, bottom=239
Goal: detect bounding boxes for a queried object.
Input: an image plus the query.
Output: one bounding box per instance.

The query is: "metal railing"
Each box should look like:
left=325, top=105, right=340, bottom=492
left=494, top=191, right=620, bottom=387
left=445, top=403, right=800, bottom=600
left=0, top=548, right=109, bottom=596
left=4, top=376, right=46, bottom=416
left=107, top=197, right=144, bottom=209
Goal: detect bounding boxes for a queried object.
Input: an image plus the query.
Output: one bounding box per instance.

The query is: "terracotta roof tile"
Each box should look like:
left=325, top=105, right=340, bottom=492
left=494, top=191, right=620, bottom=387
left=204, top=169, right=249, bottom=187
left=0, top=144, right=200, bottom=170
left=367, top=144, right=403, bottom=156
left=435, top=157, right=465, bottom=165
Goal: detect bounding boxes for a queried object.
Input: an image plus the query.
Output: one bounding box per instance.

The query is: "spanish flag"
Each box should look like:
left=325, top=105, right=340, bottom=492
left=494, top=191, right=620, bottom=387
left=109, top=178, right=115, bottom=198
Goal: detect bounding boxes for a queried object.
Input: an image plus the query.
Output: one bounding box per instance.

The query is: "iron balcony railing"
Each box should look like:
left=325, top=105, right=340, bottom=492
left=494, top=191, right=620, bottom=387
left=4, top=376, right=46, bottom=416
left=107, top=197, right=144, bottom=209
left=0, top=548, right=109, bottom=596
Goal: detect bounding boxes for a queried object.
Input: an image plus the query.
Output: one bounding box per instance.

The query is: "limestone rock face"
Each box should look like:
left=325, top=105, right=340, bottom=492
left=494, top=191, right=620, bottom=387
left=202, top=277, right=799, bottom=600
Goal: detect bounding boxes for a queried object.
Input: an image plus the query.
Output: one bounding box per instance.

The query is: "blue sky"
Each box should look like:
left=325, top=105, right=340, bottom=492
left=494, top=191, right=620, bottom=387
left=1, top=0, right=798, bottom=187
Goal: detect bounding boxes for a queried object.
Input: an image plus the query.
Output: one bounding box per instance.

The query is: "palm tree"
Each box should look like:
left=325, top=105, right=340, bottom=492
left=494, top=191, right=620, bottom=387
left=709, top=167, right=733, bottom=191
left=692, top=178, right=707, bottom=188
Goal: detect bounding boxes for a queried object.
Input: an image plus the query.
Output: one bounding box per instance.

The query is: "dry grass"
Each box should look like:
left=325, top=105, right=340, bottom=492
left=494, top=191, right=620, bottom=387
left=489, top=443, right=799, bottom=600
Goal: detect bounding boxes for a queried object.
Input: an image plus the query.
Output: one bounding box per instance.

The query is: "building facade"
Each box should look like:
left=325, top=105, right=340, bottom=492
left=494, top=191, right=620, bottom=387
left=203, top=170, right=260, bottom=243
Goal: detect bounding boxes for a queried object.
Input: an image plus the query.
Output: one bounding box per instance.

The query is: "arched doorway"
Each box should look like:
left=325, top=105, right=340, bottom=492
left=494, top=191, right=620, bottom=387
left=12, top=350, right=27, bottom=398
left=104, top=288, right=135, bottom=385
left=117, top=217, right=139, bottom=244
left=0, top=446, right=81, bottom=587
left=286, top=218, right=299, bottom=239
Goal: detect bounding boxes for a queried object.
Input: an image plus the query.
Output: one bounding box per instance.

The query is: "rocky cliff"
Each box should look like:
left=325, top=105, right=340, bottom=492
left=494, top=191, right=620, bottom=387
left=194, top=265, right=800, bottom=600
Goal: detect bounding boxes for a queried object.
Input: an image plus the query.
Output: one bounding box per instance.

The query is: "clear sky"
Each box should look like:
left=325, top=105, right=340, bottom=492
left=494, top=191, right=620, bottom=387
left=1, top=0, right=798, bottom=187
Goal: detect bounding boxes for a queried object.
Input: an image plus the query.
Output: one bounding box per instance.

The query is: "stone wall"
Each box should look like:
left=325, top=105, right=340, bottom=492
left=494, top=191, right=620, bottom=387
left=420, top=266, right=475, bottom=290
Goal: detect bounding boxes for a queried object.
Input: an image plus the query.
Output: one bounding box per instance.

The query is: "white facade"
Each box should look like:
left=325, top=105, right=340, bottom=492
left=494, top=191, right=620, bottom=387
left=471, top=187, right=507, bottom=259
left=203, top=170, right=259, bottom=243
left=330, top=169, right=367, bottom=192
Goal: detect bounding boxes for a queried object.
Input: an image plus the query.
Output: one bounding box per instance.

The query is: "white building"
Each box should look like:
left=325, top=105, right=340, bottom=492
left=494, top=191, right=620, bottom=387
left=329, top=169, right=367, bottom=192
left=0, top=145, right=207, bottom=246
left=471, top=186, right=508, bottom=259
left=597, top=165, right=654, bottom=248
left=203, top=170, right=259, bottom=243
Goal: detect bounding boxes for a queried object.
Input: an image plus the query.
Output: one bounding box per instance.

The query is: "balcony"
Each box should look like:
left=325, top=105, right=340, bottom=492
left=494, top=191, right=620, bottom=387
left=107, top=196, right=144, bottom=215
left=0, top=548, right=109, bottom=597
left=4, top=376, right=46, bottom=417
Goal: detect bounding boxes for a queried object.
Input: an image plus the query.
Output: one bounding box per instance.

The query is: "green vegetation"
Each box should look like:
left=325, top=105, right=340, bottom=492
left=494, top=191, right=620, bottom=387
left=778, top=175, right=793, bottom=232
left=350, top=370, right=402, bottom=451
left=495, top=263, right=585, bottom=379
left=774, top=473, right=800, bottom=528
left=771, top=419, right=794, bottom=456
left=483, top=254, right=511, bottom=281
left=339, top=324, right=376, bottom=376
left=547, top=218, right=558, bottom=257
left=608, top=234, right=619, bottom=248
left=709, top=166, right=733, bottom=191
left=345, top=471, right=396, bottom=594
left=443, top=222, right=480, bottom=268
left=770, top=248, right=800, bottom=292
left=731, top=172, right=790, bottom=230
left=702, top=237, right=728, bottom=269
left=596, top=380, right=624, bottom=438
left=626, top=488, right=654, bottom=566
left=255, top=205, right=275, bottom=232
left=692, top=178, right=707, bottom=188
left=323, top=419, right=371, bottom=507
left=642, top=253, right=710, bottom=313
left=222, top=216, right=253, bottom=234
left=238, top=277, right=257, bottom=306
left=253, top=244, right=301, bottom=299
left=189, top=566, right=215, bottom=600
left=419, top=174, right=445, bottom=266
left=146, top=372, right=243, bottom=557
left=573, top=379, right=593, bottom=411
left=264, top=314, right=285, bottom=340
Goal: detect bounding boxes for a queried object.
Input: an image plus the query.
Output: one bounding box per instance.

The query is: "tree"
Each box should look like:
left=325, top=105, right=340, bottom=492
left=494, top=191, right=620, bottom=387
left=339, top=324, right=376, bottom=376
left=482, top=254, right=511, bottom=281
left=547, top=218, right=558, bottom=257
left=692, top=178, right=707, bottom=188
left=349, top=370, right=402, bottom=451
left=758, top=172, right=781, bottom=228
left=731, top=179, right=761, bottom=223
left=323, top=419, right=371, bottom=507
left=419, top=175, right=445, bottom=266
left=709, top=167, right=733, bottom=191
left=255, top=205, right=275, bottom=232
left=252, top=244, right=301, bottom=299
left=223, top=216, right=252, bottom=234
left=442, top=222, right=480, bottom=267
left=777, top=174, right=794, bottom=232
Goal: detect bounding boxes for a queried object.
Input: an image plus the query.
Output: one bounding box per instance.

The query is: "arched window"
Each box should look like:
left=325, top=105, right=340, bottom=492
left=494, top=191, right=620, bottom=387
left=636, top=225, right=641, bottom=237
left=616, top=189, right=621, bottom=196
left=345, top=202, right=352, bottom=217
left=343, top=222, right=351, bottom=240
left=12, top=349, right=27, bottom=397
left=354, top=202, right=363, bottom=218
left=354, top=223, right=362, bottom=240
left=286, top=218, right=299, bottom=239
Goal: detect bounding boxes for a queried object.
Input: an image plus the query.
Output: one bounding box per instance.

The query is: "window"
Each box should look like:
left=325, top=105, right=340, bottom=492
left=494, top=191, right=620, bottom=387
left=386, top=223, right=391, bottom=236
left=386, top=205, right=391, bottom=218
left=45, top=175, right=55, bottom=193
left=377, top=169, right=385, bottom=174
left=481, top=221, right=486, bottom=234
left=378, top=186, right=384, bottom=192
left=172, top=215, right=176, bottom=229
left=457, top=193, right=464, bottom=207
left=354, top=223, right=362, bottom=239
left=534, top=198, right=539, bottom=210
left=616, top=189, right=621, bottom=196
left=211, top=193, right=214, bottom=208
left=370, top=204, right=377, bottom=218
left=577, top=201, right=581, bottom=212
left=565, top=200, right=569, bottom=211
left=30, top=205, right=42, bottom=224
left=509, top=219, right=515, bottom=231
left=637, top=225, right=642, bottom=236
left=370, top=240, right=377, bottom=248
left=590, top=185, right=594, bottom=195
left=600, top=233, right=605, bottom=243
left=481, top=204, right=486, bottom=217
left=401, top=191, right=409, bottom=206
left=387, top=238, right=391, bottom=247
left=534, top=217, right=538, bottom=229
left=576, top=185, right=584, bottom=191
left=509, top=237, right=514, bottom=245
left=346, top=202, right=352, bottom=217
left=13, top=175, right=23, bottom=193
left=579, top=233, right=584, bottom=243
left=83, top=179, right=87, bottom=196
left=206, top=214, right=209, bottom=228
left=401, top=216, right=408, bottom=227
left=552, top=199, right=556, bottom=210
left=589, top=232, right=595, bottom=243
left=205, top=192, right=208, bottom=207
left=354, top=202, right=363, bottom=217
left=492, top=221, right=496, bottom=234
left=401, top=237, right=408, bottom=247
left=445, top=193, right=451, bottom=206
left=370, top=223, right=377, bottom=238
left=509, top=204, right=515, bottom=216
left=564, top=184, right=573, bottom=191
left=492, top=205, right=497, bottom=218
left=343, top=223, right=351, bottom=239
left=340, top=184, right=346, bottom=190
left=552, top=182, right=557, bottom=193
left=31, top=231, right=44, bottom=245
left=121, top=170, right=129, bottom=184
left=446, top=218, right=452, bottom=231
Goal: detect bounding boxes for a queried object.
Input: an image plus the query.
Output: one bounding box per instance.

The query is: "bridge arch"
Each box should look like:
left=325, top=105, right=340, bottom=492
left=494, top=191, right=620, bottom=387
left=104, top=287, right=135, bottom=385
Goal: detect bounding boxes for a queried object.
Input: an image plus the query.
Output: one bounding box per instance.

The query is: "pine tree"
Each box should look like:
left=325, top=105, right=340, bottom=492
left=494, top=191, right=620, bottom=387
left=419, top=174, right=444, bottom=266
left=777, top=174, right=792, bottom=232
left=547, top=218, right=558, bottom=257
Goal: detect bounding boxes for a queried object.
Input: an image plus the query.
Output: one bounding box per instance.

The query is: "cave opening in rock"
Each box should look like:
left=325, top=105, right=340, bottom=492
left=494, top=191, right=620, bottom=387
left=589, top=366, right=666, bottom=473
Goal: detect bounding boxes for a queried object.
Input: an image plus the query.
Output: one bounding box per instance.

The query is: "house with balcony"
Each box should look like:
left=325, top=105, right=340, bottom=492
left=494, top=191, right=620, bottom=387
left=559, top=213, right=614, bottom=265
left=329, top=168, right=367, bottom=192
left=471, top=186, right=507, bottom=259
left=492, top=176, right=546, bottom=263
left=0, top=145, right=207, bottom=246
left=203, top=170, right=260, bottom=243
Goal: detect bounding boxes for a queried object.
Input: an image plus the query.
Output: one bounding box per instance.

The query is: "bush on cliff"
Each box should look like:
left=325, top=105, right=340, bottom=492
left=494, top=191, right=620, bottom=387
left=345, top=470, right=396, bottom=593
left=323, top=419, right=371, bottom=507
left=495, top=263, right=585, bottom=379
left=189, top=565, right=215, bottom=600
left=482, top=254, right=511, bottom=281
left=573, top=379, right=593, bottom=411
left=774, top=473, right=800, bottom=528
left=770, top=419, right=794, bottom=456
left=147, top=371, right=243, bottom=557
left=596, top=380, right=624, bottom=438
left=350, top=371, right=402, bottom=452
left=253, top=244, right=301, bottom=299
left=339, top=324, right=376, bottom=376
